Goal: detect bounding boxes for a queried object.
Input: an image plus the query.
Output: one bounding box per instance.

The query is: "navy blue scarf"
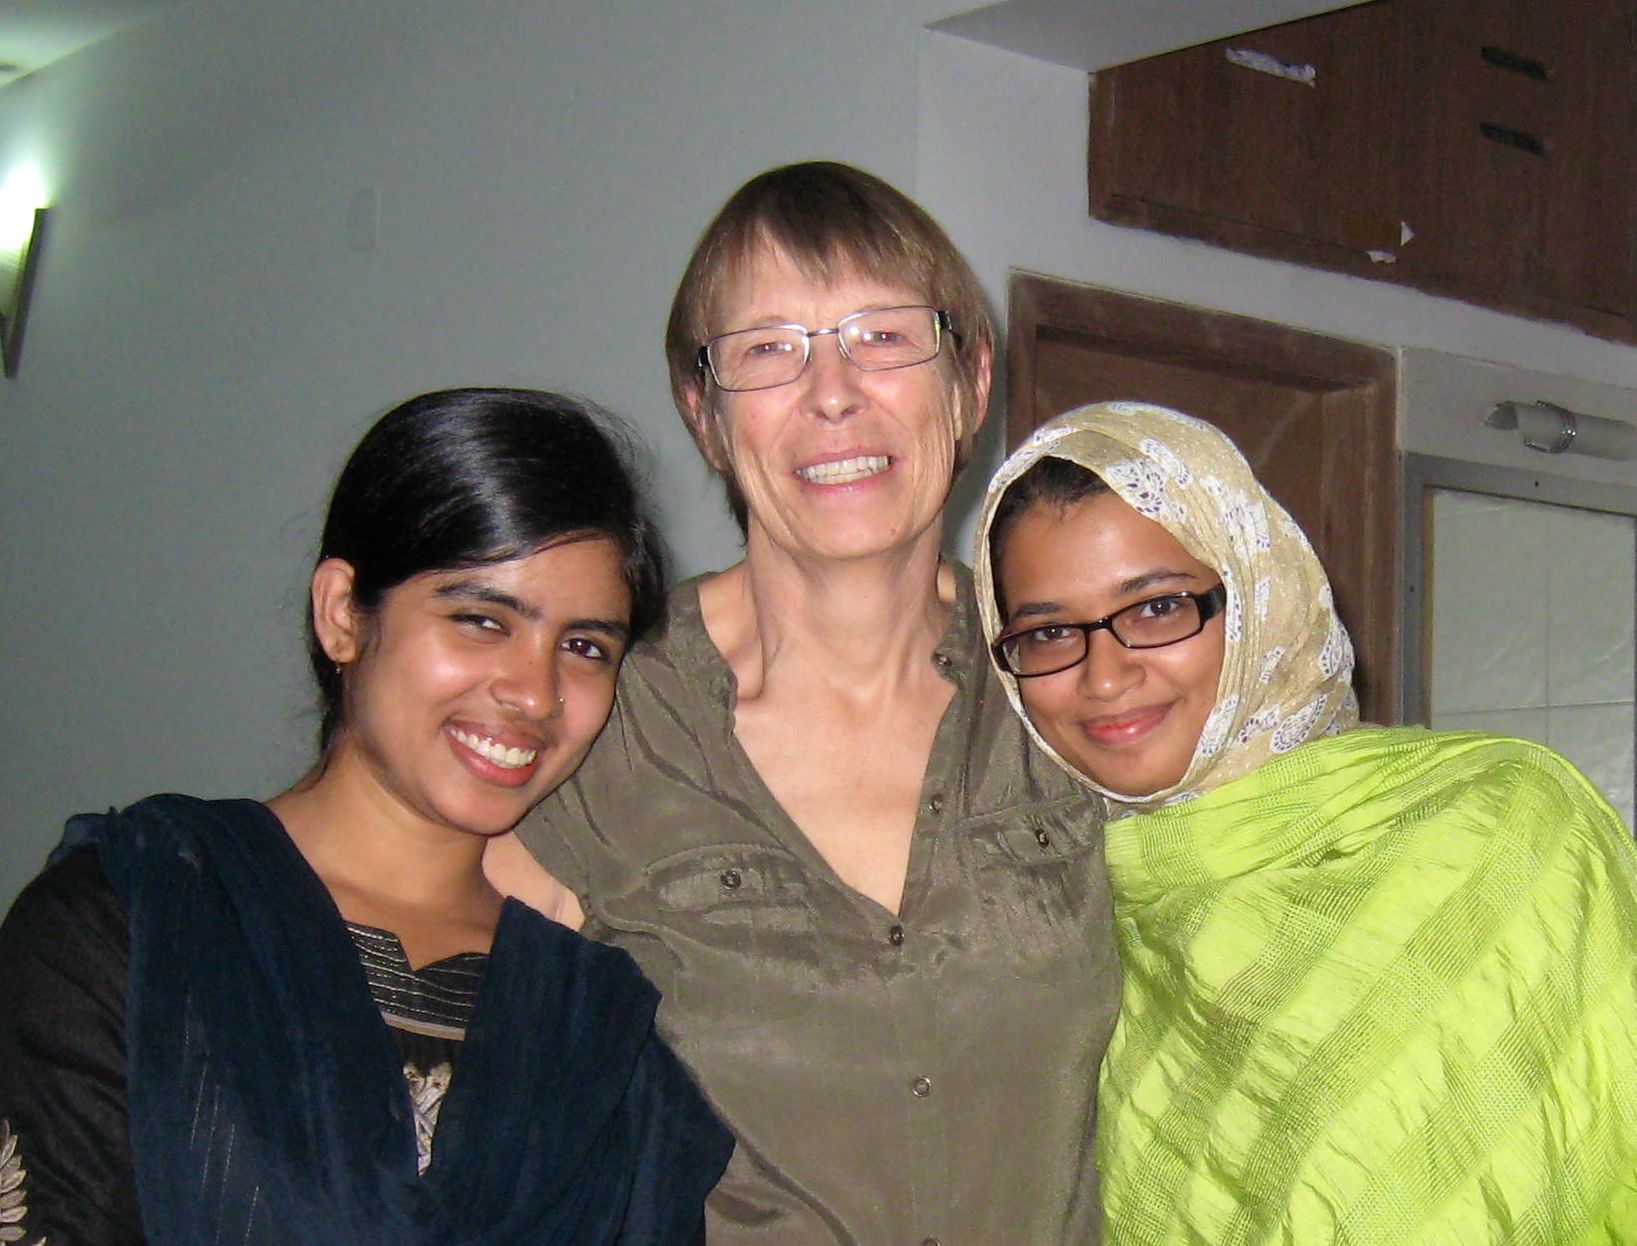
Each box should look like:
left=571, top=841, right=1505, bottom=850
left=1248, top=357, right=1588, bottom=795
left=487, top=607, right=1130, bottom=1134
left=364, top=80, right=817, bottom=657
left=58, top=795, right=730, bottom=1244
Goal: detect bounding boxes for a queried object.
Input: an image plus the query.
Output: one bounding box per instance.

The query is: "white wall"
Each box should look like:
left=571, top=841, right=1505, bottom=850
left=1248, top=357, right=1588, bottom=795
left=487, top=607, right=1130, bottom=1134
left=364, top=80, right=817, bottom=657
left=0, top=0, right=970, bottom=903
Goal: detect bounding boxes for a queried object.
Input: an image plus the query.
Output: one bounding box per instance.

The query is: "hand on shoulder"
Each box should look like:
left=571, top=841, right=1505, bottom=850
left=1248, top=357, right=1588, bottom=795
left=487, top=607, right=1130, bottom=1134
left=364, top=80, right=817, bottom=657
left=484, top=832, right=585, bottom=929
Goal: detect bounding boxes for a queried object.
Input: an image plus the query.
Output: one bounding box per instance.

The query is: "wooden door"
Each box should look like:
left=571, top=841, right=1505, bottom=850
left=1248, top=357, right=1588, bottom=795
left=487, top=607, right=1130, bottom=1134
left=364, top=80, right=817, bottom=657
left=1008, top=275, right=1401, bottom=723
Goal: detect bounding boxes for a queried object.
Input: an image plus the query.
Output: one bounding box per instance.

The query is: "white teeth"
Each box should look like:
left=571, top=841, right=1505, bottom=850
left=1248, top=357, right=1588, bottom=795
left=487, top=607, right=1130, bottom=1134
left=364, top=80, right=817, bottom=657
left=452, top=728, right=537, bottom=769
left=796, top=455, right=890, bottom=485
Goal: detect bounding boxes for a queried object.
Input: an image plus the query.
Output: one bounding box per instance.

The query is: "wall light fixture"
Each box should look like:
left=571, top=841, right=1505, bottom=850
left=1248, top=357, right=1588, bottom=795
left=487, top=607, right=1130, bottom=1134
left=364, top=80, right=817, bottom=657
left=1485, top=399, right=1637, bottom=462
left=0, top=201, right=47, bottom=378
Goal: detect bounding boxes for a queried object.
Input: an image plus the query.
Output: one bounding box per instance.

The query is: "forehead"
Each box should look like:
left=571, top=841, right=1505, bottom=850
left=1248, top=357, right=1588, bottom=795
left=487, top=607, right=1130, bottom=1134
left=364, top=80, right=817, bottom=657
left=711, top=243, right=926, bottom=329
left=999, top=491, right=1214, bottom=599
left=418, top=536, right=631, bottom=614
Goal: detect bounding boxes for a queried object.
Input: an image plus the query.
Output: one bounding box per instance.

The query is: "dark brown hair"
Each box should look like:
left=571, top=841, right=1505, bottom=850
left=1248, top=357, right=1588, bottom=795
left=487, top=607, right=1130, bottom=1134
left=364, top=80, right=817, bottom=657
left=987, top=456, right=1110, bottom=618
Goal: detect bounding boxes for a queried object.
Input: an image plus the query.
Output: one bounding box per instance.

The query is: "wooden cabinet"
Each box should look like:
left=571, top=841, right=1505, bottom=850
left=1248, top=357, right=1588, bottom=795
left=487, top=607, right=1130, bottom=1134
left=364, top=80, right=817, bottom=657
left=1089, top=0, right=1637, bottom=341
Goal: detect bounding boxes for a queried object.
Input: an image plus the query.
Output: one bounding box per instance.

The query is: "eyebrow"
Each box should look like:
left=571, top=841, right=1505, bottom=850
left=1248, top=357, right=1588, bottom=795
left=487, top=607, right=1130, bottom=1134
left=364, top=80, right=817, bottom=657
left=1006, top=569, right=1205, bottom=624
left=726, top=303, right=903, bottom=332
left=433, top=580, right=631, bottom=640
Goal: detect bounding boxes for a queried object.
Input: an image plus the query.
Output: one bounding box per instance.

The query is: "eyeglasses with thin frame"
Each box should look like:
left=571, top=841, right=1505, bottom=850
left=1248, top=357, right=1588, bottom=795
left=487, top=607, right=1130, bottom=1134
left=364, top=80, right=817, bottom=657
left=992, top=583, right=1228, bottom=679
left=698, top=305, right=952, bottom=393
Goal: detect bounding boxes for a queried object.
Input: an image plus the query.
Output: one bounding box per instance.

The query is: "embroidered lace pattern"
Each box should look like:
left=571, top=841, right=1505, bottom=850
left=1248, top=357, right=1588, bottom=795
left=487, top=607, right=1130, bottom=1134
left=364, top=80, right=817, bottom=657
left=0, top=1120, right=45, bottom=1246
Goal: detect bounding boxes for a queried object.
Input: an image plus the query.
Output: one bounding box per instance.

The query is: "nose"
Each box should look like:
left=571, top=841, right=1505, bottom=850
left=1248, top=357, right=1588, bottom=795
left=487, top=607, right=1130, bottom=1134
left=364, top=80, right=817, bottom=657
left=493, top=646, right=562, bottom=721
left=1076, top=629, right=1142, bottom=702
left=801, top=332, right=866, bottom=422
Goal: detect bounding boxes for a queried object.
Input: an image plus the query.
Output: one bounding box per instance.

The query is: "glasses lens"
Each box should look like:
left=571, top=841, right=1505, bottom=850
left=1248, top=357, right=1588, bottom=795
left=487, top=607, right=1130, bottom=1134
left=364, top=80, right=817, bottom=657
left=840, top=307, right=941, bottom=372
left=708, top=327, right=807, bottom=391
left=1001, top=625, right=1088, bottom=677
left=1109, top=594, right=1204, bottom=648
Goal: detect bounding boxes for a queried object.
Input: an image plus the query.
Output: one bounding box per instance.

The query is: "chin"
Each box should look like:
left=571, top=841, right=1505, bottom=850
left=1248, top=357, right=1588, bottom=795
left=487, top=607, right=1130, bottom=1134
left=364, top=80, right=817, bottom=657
left=436, top=790, right=541, bottom=838
left=1056, top=748, right=1184, bottom=800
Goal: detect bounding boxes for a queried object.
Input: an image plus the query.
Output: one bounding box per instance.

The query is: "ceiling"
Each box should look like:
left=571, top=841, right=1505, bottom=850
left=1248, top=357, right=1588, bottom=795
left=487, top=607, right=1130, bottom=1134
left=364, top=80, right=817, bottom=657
left=0, top=0, right=174, bottom=86
left=932, top=0, right=1368, bottom=72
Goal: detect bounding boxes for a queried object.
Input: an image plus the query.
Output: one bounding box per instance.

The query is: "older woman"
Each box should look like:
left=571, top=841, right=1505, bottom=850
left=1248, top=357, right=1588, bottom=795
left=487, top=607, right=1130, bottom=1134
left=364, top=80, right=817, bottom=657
left=499, top=163, right=1120, bottom=1244
left=976, top=400, right=1637, bottom=1245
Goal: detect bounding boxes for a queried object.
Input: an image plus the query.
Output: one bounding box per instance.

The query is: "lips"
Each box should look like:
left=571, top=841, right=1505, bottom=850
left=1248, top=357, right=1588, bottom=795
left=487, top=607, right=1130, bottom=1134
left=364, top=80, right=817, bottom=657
left=1079, top=703, right=1171, bottom=748
left=446, top=725, right=545, bottom=789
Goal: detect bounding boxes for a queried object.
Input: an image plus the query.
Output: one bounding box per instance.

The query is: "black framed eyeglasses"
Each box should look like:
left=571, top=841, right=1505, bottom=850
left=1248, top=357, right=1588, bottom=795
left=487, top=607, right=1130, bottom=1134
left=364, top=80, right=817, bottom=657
left=698, top=305, right=952, bottom=393
left=992, top=583, right=1227, bottom=678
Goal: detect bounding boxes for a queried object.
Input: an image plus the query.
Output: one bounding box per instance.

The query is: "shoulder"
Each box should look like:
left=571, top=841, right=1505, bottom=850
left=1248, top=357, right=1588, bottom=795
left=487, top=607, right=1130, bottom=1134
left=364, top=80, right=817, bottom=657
left=59, top=793, right=269, bottom=851
left=612, top=575, right=725, bottom=704
left=946, top=565, right=1097, bottom=813
left=493, top=897, right=661, bottom=1026
left=1, top=846, right=128, bottom=958
left=0, top=846, right=130, bottom=1087
left=544, top=576, right=732, bottom=799
left=0, top=850, right=142, bottom=1245
left=1368, top=728, right=1619, bottom=827
left=1334, top=727, right=1636, bottom=899
left=56, top=794, right=276, bottom=900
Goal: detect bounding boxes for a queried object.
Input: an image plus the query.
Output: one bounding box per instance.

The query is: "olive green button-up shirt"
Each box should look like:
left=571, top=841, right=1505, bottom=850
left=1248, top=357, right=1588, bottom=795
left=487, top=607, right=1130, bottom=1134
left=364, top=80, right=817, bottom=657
left=517, top=568, right=1120, bottom=1246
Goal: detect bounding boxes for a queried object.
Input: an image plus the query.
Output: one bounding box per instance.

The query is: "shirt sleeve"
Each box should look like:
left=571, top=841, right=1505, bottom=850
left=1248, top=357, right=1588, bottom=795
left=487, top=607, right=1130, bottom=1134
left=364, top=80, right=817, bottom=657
left=0, top=847, right=146, bottom=1245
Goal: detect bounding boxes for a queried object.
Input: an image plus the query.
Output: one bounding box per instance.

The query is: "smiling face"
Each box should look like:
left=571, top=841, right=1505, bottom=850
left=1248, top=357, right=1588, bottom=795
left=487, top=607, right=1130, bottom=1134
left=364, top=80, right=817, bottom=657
left=996, top=491, right=1226, bottom=797
left=693, top=246, right=986, bottom=566
left=315, top=536, right=631, bottom=839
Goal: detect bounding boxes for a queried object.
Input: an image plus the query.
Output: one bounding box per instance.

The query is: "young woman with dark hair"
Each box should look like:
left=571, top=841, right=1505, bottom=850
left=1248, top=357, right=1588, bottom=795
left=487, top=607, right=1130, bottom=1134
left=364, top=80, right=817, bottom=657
left=0, top=388, right=730, bottom=1246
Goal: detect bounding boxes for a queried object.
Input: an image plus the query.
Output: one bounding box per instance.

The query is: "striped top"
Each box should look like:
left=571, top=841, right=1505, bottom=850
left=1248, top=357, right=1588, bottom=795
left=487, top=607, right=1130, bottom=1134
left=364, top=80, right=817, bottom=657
left=345, top=923, right=487, bottom=1174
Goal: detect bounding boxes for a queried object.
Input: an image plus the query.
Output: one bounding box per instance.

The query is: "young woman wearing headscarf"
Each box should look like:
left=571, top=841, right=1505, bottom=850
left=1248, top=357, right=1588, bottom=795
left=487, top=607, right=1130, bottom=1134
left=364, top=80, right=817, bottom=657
left=974, top=400, right=1637, bottom=1245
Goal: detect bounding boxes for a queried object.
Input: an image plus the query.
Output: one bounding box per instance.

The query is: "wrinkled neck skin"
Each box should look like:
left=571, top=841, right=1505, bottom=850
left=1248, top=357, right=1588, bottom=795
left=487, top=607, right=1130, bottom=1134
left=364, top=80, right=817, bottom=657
left=701, top=522, right=955, bottom=705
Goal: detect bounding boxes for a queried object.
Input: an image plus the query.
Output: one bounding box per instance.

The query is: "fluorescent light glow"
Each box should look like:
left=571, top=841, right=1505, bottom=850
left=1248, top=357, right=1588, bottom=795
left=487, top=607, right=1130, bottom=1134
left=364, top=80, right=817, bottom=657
left=0, top=164, right=48, bottom=258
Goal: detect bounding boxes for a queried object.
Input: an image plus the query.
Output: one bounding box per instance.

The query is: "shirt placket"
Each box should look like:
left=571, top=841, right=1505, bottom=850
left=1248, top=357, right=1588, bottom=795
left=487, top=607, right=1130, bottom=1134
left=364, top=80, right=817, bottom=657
left=885, top=643, right=966, bottom=1246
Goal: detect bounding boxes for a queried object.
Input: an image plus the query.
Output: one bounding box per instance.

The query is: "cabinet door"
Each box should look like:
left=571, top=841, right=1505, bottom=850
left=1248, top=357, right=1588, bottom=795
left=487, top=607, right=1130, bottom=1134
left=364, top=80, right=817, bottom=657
left=1399, top=0, right=1636, bottom=323
left=1090, top=1, right=1403, bottom=259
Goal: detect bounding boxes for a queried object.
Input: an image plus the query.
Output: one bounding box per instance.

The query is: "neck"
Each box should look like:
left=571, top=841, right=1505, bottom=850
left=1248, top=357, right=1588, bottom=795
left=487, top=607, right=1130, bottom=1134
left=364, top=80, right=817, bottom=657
left=269, top=750, right=496, bottom=916
left=707, top=528, right=955, bottom=700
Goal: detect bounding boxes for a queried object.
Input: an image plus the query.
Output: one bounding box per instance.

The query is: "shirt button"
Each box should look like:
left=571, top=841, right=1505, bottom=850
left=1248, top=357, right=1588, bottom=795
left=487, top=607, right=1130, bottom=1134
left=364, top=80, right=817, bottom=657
left=922, top=1238, right=943, bottom=1246
left=720, top=868, right=742, bottom=890
left=888, top=924, right=905, bottom=947
left=1034, top=827, right=1052, bottom=848
left=927, top=794, right=945, bottom=815
left=932, top=652, right=953, bottom=669
left=911, top=1075, right=932, bottom=1097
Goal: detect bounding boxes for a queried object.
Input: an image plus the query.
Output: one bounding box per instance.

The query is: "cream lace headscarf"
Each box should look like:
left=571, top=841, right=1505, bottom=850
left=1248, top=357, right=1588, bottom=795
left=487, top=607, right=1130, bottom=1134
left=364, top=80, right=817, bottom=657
left=974, top=401, right=1360, bottom=813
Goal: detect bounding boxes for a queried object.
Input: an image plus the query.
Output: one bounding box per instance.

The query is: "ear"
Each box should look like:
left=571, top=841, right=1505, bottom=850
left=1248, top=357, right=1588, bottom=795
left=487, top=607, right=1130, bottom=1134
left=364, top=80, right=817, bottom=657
left=310, top=558, right=366, bottom=665
left=680, top=379, right=734, bottom=474
left=963, top=339, right=994, bottom=441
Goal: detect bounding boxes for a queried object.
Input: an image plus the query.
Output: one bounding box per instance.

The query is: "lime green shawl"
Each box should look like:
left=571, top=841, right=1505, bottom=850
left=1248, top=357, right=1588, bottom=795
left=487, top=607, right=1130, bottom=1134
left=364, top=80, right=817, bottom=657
left=1101, top=725, right=1637, bottom=1245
